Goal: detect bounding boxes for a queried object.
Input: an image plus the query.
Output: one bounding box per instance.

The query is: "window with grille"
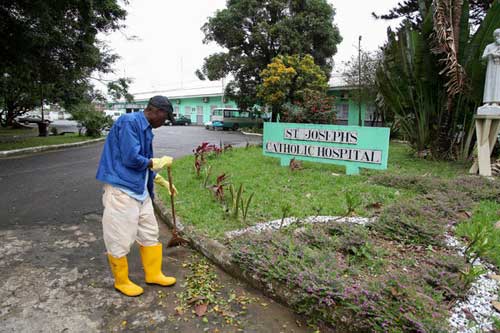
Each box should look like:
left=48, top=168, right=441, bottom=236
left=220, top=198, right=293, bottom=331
left=336, top=103, right=349, bottom=120
left=365, top=105, right=377, bottom=121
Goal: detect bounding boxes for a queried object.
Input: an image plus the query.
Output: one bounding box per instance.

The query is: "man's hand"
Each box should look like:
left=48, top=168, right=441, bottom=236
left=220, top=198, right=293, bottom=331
left=154, top=174, right=178, bottom=196
left=150, top=156, right=173, bottom=171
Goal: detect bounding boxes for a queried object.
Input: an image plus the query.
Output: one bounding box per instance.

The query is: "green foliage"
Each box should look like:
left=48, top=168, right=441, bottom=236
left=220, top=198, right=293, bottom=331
left=281, top=90, right=336, bottom=124
left=0, top=133, right=94, bottom=151
left=257, top=54, right=328, bottom=119
left=107, top=78, right=134, bottom=103
left=373, top=0, right=492, bottom=26
left=344, top=190, right=363, bottom=216
left=69, top=104, right=112, bottom=137
left=376, top=17, right=445, bottom=155
left=158, top=143, right=469, bottom=238
left=240, top=192, right=254, bottom=224
left=456, top=201, right=500, bottom=268
left=279, top=203, right=292, bottom=229
left=0, top=0, right=129, bottom=125
left=199, top=0, right=342, bottom=112
left=227, top=183, right=254, bottom=223
left=374, top=200, right=446, bottom=246
left=229, top=221, right=465, bottom=331
left=376, top=0, right=500, bottom=159
left=228, top=184, right=243, bottom=219
left=460, top=264, right=486, bottom=289
left=342, top=50, right=386, bottom=125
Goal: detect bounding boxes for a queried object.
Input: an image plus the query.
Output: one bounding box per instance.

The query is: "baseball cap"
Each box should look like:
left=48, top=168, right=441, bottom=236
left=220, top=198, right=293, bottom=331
left=148, top=95, right=174, bottom=121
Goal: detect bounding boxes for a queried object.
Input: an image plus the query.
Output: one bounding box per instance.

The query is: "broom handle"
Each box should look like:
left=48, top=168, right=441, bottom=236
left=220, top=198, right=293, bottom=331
left=167, top=166, right=177, bottom=232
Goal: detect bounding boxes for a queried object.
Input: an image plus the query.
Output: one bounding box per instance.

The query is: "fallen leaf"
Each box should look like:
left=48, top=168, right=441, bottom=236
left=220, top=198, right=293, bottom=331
left=195, top=303, right=208, bottom=317
left=457, top=211, right=472, bottom=220
left=260, top=302, right=268, bottom=307
left=390, top=287, right=401, bottom=297
left=490, top=274, right=500, bottom=282
left=366, top=202, right=383, bottom=209
left=121, top=320, right=127, bottom=327
left=462, top=308, right=477, bottom=322
left=175, top=306, right=185, bottom=315
left=222, top=310, right=237, bottom=318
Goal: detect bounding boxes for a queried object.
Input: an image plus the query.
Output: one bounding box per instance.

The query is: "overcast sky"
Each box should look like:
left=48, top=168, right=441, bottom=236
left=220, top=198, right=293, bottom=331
left=100, top=0, right=402, bottom=95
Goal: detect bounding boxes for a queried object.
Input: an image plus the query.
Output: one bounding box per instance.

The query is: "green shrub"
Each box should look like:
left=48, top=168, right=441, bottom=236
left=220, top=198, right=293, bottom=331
left=374, top=200, right=446, bottom=246
left=69, top=103, right=113, bottom=137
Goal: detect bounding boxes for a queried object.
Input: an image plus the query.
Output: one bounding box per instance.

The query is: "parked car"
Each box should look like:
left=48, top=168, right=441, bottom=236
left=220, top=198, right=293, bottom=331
left=14, top=115, right=51, bottom=125
left=204, top=121, right=214, bottom=130
left=165, top=115, right=191, bottom=126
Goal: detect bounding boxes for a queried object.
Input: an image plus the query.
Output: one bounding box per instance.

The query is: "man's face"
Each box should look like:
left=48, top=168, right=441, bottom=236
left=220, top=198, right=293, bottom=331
left=150, top=110, right=168, bottom=128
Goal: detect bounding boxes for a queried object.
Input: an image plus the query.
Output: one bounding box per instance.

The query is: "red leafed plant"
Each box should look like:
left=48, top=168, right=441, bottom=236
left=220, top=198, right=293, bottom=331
left=193, top=142, right=231, bottom=176
left=211, top=173, right=229, bottom=201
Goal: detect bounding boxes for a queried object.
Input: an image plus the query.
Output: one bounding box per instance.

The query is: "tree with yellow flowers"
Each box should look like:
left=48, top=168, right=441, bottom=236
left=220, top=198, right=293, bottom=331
left=257, top=54, right=329, bottom=121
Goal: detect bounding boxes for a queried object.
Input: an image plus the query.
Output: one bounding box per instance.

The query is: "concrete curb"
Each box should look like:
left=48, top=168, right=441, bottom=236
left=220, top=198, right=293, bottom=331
left=0, top=137, right=105, bottom=157
left=152, top=194, right=295, bottom=306
left=240, top=130, right=263, bottom=137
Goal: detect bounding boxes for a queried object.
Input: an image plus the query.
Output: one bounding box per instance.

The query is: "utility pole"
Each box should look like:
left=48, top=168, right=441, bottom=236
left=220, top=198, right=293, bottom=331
left=358, top=35, right=362, bottom=127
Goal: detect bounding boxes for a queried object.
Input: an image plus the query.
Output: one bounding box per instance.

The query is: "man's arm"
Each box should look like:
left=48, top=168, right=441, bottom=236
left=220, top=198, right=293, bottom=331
left=118, top=121, right=151, bottom=170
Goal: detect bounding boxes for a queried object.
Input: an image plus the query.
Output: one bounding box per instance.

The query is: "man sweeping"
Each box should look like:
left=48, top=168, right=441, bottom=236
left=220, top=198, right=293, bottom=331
left=96, top=95, right=178, bottom=296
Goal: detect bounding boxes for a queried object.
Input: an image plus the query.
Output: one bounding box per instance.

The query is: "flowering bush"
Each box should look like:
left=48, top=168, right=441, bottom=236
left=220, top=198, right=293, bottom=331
left=281, top=90, right=336, bottom=124
left=229, top=220, right=466, bottom=331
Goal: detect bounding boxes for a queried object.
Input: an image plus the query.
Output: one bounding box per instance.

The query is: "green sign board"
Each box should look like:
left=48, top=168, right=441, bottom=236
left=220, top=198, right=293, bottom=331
left=263, top=123, right=390, bottom=175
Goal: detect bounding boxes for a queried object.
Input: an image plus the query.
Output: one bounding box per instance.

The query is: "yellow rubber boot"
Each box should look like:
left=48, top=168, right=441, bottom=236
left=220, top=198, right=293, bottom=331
left=140, top=243, right=176, bottom=286
left=107, top=255, right=144, bottom=296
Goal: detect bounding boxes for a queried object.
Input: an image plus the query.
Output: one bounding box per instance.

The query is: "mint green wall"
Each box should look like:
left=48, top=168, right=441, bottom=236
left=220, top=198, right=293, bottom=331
left=110, top=88, right=370, bottom=126
left=111, top=96, right=236, bottom=124
left=327, top=89, right=368, bottom=126
left=348, top=100, right=367, bottom=126
left=172, top=97, right=236, bottom=124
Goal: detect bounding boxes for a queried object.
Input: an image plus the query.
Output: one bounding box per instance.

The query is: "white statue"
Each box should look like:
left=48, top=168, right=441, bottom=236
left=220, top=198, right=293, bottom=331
left=482, top=28, right=500, bottom=106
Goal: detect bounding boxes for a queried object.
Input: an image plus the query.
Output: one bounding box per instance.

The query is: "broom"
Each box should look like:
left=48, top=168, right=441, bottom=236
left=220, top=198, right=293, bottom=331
left=166, top=166, right=189, bottom=247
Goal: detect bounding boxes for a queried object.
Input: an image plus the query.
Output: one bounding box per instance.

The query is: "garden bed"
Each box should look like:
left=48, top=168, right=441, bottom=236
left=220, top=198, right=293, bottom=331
left=157, top=142, right=500, bottom=331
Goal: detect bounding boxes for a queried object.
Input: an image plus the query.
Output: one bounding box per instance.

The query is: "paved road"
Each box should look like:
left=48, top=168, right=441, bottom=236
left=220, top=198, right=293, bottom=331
left=0, top=126, right=261, bottom=226
left=0, top=127, right=309, bottom=332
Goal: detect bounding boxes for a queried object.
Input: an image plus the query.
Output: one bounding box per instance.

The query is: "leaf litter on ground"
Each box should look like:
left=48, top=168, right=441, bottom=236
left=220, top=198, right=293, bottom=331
left=175, top=255, right=259, bottom=328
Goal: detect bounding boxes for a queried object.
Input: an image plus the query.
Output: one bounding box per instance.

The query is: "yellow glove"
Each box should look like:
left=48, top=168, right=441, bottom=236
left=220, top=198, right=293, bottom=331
left=150, top=156, right=173, bottom=171
left=154, top=174, right=178, bottom=196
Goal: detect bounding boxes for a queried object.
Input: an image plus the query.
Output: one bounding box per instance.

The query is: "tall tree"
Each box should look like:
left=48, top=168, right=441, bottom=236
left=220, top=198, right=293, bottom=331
left=372, top=0, right=493, bottom=26
left=376, top=0, right=500, bottom=159
left=199, top=0, right=342, bottom=114
left=257, top=54, right=328, bottom=119
left=0, top=0, right=128, bottom=126
left=342, top=50, right=383, bottom=124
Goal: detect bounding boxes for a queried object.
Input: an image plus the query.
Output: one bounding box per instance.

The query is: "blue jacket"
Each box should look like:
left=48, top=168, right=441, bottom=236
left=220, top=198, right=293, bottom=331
left=96, top=112, right=156, bottom=198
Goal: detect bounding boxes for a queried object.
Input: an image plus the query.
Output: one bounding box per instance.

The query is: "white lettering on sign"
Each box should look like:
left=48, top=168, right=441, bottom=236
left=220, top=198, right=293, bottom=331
left=265, top=142, right=382, bottom=164
left=284, top=128, right=358, bottom=144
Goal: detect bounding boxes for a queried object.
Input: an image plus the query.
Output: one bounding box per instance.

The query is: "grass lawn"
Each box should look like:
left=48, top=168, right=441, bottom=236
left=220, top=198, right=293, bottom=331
left=158, top=143, right=468, bottom=239
left=0, top=126, right=37, bottom=137
left=158, top=141, right=500, bottom=331
left=0, top=132, right=98, bottom=151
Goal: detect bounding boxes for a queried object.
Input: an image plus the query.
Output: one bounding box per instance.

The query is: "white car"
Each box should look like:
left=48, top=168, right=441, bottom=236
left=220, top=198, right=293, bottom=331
left=204, top=121, right=214, bottom=130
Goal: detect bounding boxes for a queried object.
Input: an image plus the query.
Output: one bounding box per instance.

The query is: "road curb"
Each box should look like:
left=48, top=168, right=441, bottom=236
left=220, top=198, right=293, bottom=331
left=240, top=130, right=263, bottom=137
left=152, top=193, right=294, bottom=307
left=0, top=137, right=105, bottom=157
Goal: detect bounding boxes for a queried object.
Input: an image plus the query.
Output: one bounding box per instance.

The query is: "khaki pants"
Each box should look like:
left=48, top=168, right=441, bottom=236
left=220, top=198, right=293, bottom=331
left=102, top=184, right=159, bottom=258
